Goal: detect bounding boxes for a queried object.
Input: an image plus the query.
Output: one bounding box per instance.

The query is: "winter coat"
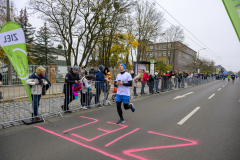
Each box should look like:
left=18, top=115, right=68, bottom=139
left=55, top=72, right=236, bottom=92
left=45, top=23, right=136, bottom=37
left=26, top=73, right=49, bottom=95
left=154, top=74, right=160, bottom=81
left=133, top=75, right=140, bottom=87
left=89, top=69, right=96, bottom=76
left=81, top=77, right=93, bottom=93
left=95, top=69, right=105, bottom=89
left=64, top=68, right=80, bottom=94
left=149, top=74, right=155, bottom=86
left=142, top=73, right=149, bottom=83
left=0, top=73, right=2, bottom=81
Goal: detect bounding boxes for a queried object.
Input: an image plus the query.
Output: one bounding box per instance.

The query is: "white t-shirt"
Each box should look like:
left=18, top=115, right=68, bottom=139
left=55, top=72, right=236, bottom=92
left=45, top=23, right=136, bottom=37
left=116, top=72, right=132, bottom=96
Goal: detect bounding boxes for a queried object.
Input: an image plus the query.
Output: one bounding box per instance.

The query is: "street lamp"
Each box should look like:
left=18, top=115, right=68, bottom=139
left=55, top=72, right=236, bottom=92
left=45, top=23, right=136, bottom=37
left=195, top=48, right=206, bottom=73
left=198, top=48, right=206, bottom=58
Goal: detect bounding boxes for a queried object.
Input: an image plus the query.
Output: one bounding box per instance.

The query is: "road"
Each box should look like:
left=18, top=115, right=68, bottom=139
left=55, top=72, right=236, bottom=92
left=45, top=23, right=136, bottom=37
left=0, top=79, right=240, bottom=160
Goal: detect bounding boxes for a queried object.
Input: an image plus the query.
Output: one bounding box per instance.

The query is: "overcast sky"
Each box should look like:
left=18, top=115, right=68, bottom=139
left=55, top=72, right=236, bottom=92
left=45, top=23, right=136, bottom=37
left=14, top=0, right=240, bottom=72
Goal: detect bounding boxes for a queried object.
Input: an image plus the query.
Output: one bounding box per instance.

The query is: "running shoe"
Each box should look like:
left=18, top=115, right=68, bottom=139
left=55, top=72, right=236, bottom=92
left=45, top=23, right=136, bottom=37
left=117, top=119, right=125, bottom=124
left=81, top=106, right=87, bottom=110
left=130, top=103, right=135, bottom=112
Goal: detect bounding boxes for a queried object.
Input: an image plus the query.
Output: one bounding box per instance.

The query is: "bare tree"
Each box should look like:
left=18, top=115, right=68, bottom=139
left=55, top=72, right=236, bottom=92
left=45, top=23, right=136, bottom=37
left=135, top=0, right=165, bottom=61
left=161, top=25, right=185, bottom=70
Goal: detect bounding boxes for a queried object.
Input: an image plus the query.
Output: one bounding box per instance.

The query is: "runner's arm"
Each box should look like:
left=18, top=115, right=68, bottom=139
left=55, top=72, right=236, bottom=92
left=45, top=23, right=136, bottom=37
left=123, top=80, right=132, bottom=87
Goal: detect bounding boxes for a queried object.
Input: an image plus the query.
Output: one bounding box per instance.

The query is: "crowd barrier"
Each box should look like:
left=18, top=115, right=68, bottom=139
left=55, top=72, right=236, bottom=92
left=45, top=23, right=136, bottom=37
left=0, top=76, right=217, bottom=128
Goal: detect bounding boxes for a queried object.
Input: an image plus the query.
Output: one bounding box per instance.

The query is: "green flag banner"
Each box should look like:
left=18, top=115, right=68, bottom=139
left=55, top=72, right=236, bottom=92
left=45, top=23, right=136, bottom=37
left=0, top=21, right=32, bottom=103
left=223, top=0, right=240, bottom=42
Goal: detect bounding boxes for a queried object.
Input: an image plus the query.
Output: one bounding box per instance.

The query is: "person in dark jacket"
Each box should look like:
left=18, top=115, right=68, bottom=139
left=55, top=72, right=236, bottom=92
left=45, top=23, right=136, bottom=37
left=0, top=72, right=2, bottom=82
left=62, top=66, right=80, bottom=113
left=148, top=74, right=155, bottom=94
left=89, top=67, right=96, bottom=76
left=95, top=65, right=107, bottom=105
left=154, top=71, right=160, bottom=93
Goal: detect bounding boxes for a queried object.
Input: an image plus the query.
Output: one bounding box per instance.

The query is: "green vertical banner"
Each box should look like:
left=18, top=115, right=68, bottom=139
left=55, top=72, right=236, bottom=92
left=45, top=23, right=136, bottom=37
left=0, top=21, right=32, bottom=103
left=223, top=0, right=240, bottom=42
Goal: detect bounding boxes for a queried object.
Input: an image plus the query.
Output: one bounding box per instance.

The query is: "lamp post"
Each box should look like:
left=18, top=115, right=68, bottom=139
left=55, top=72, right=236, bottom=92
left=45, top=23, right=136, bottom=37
left=195, top=48, right=206, bottom=72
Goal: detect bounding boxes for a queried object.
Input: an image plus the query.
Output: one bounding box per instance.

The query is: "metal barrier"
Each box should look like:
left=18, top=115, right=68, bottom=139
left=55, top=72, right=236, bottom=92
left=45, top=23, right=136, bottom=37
left=0, top=76, right=217, bottom=128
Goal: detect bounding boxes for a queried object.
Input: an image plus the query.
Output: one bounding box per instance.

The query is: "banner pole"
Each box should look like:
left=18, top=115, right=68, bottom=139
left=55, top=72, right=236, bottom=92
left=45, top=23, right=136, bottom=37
left=7, top=0, right=13, bottom=85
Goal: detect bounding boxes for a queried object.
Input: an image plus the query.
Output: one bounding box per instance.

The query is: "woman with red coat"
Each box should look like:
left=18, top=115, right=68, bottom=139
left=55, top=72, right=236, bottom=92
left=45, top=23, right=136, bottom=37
left=141, top=71, right=149, bottom=95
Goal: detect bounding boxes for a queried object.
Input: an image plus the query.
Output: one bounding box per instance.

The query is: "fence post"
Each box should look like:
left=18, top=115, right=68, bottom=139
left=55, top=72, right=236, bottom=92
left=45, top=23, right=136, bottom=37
left=49, top=63, right=56, bottom=85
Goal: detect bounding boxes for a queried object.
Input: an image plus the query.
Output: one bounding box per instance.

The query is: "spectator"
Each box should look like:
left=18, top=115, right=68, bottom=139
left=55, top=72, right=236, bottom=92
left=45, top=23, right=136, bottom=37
left=154, top=71, right=160, bottom=93
left=89, top=67, right=96, bottom=76
left=0, top=72, right=2, bottom=82
left=62, top=66, right=80, bottom=113
left=148, top=73, right=155, bottom=94
left=26, top=66, right=50, bottom=120
left=133, top=73, right=143, bottom=96
left=129, top=68, right=135, bottom=78
left=81, top=74, right=95, bottom=109
left=80, top=66, right=88, bottom=79
left=95, top=65, right=108, bottom=106
left=161, top=73, right=167, bottom=92
left=141, top=71, right=149, bottom=95
left=105, top=71, right=113, bottom=104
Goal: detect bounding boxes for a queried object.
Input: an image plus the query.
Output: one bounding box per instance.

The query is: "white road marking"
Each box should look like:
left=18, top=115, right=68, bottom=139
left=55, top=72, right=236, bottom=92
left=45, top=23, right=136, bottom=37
left=218, top=88, right=221, bottom=91
left=173, top=92, right=194, bottom=100
left=208, top=93, right=215, bottom=99
left=177, top=107, right=201, bottom=125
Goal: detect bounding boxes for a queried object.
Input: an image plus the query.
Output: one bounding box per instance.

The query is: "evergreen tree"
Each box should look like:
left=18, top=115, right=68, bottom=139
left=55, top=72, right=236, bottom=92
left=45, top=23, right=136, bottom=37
left=15, top=8, right=36, bottom=64
left=34, top=22, right=56, bottom=65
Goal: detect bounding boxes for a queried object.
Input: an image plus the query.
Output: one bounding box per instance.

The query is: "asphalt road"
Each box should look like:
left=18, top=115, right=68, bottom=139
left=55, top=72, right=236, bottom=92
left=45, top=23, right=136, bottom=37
left=0, top=79, right=240, bottom=160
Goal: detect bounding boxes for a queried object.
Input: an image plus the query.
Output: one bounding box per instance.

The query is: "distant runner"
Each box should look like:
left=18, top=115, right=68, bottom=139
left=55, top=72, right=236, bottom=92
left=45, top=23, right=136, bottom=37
left=231, top=74, right=236, bottom=84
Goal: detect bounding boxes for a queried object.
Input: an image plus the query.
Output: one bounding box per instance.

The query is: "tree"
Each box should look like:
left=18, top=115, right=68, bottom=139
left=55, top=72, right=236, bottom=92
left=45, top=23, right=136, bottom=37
left=0, top=0, right=17, bottom=64
left=135, top=0, right=165, bottom=61
left=15, top=8, right=36, bottom=64
left=161, top=25, right=185, bottom=70
left=33, top=22, right=56, bottom=65
left=156, top=57, right=172, bottom=74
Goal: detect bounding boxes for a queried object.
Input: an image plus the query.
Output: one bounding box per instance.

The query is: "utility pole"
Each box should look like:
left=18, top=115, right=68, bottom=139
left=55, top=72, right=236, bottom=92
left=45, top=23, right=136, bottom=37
left=7, top=0, right=12, bottom=85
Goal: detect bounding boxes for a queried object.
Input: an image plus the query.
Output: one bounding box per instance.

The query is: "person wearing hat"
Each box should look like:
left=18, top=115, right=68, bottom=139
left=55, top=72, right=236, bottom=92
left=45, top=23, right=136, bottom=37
left=115, top=63, right=135, bottom=124
left=62, top=66, right=80, bottom=113
left=81, top=74, right=95, bottom=109
left=95, top=65, right=108, bottom=106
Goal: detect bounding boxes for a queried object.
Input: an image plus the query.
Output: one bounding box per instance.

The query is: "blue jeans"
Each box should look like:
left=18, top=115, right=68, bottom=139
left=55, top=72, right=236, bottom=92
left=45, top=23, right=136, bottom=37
left=155, top=80, right=159, bottom=92
left=141, top=82, right=145, bottom=94
left=32, top=94, right=41, bottom=116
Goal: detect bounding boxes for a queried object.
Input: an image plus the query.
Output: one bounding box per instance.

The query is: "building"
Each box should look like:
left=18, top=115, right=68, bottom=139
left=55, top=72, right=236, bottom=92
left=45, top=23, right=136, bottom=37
left=214, top=65, right=224, bottom=74
left=144, top=41, right=197, bottom=72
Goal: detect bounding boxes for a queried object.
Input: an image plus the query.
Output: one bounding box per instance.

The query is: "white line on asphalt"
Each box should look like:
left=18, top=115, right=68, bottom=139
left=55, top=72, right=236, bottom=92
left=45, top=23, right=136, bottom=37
left=177, top=107, right=201, bottom=125
left=218, top=88, right=221, bottom=91
left=208, top=93, right=215, bottom=99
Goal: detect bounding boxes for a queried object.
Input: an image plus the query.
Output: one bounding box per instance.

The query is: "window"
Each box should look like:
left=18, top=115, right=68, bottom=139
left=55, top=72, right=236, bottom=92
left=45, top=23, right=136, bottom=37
left=168, top=44, right=171, bottom=48
left=155, top=52, right=158, bottom=57
left=159, top=51, right=162, bottom=56
left=146, top=53, right=149, bottom=57
left=163, top=44, right=167, bottom=48
left=150, top=46, right=153, bottom=50
left=159, top=45, right=161, bottom=49
left=155, top=45, right=158, bottom=49
left=150, top=52, right=153, bottom=57
left=163, top=51, right=166, bottom=56
left=168, top=51, right=171, bottom=56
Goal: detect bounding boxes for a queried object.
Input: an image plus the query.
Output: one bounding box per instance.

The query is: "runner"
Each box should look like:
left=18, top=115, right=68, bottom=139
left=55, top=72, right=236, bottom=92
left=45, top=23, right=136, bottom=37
left=115, top=63, right=135, bottom=124
left=231, top=74, right=236, bottom=84
left=227, top=75, right=231, bottom=82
